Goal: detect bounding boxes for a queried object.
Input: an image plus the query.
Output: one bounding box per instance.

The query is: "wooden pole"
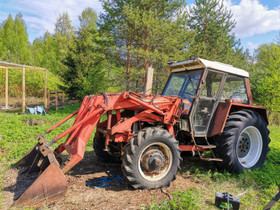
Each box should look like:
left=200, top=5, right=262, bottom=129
left=48, top=90, right=50, bottom=111
left=5, top=67, right=8, bottom=108
left=62, top=91, right=64, bottom=108
left=55, top=91, right=58, bottom=111
left=22, top=66, right=25, bottom=114
left=44, top=69, right=48, bottom=110
left=144, top=65, right=154, bottom=95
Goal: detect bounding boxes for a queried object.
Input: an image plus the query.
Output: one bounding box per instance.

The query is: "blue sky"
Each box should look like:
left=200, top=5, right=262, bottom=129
left=0, top=0, right=279, bottom=53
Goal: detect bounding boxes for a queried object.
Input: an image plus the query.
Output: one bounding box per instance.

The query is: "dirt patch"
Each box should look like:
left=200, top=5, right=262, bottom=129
left=0, top=147, right=8, bottom=156
left=3, top=153, right=203, bottom=210
left=25, top=118, right=47, bottom=126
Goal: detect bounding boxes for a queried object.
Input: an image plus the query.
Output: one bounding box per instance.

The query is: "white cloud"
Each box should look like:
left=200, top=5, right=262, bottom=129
left=0, top=0, right=103, bottom=40
left=225, top=0, right=280, bottom=38
left=1, top=0, right=279, bottom=41
left=247, top=41, right=259, bottom=50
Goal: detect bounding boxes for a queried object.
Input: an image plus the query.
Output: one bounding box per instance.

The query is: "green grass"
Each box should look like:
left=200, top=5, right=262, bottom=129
left=0, top=104, right=82, bottom=162
left=146, top=125, right=280, bottom=209
left=0, top=104, right=83, bottom=208
left=0, top=107, right=279, bottom=209
left=146, top=189, right=201, bottom=210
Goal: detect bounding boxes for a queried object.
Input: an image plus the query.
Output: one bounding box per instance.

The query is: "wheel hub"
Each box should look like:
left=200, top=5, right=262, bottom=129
left=238, top=133, right=251, bottom=158
left=141, top=149, right=166, bottom=173
left=138, top=142, right=173, bottom=181
left=236, top=126, right=263, bottom=168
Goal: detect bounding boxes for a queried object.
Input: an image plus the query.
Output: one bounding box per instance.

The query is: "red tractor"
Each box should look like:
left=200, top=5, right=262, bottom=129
left=14, top=58, right=270, bottom=207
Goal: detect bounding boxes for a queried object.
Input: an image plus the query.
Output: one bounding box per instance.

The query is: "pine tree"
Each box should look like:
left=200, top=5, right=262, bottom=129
left=31, top=32, right=62, bottom=93
left=0, top=14, right=31, bottom=64
left=100, top=0, right=191, bottom=92
left=0, top=33, right=4, bottom=59
left=188, top=0, right=244, bottom=66
left=14, top=13, right=31, bottom=63
left=1, top=15, right=16, bottom=62
left=250, top=41, right=280, bottom=115
left=54, top=12, right=75, bottom=76
left=32, top=32, right=60, bottom=74
left=62, top=8, right=107, bottom=100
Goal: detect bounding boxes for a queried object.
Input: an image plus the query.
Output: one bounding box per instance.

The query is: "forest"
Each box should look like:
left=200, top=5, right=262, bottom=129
left=0, top=0, right=279, bottom=121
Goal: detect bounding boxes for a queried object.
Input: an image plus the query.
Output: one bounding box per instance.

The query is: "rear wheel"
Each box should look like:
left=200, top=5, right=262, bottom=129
left=122, top=127, right=181, bottom=189
left=214, top=110, right=270, bottom=173
left=93, top=133, right=121, bottom=162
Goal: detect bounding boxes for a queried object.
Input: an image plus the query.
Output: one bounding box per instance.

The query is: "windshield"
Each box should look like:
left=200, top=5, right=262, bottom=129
left=162, top=70, right=203, bottom=104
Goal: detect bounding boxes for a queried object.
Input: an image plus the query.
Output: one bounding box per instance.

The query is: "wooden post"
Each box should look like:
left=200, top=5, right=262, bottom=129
left=55, top=91, right=58, bottom=111
left=144, top=65, right=154, bottom=95
left=5, top=67, right=8, bottom=108
left=44, top=69, right=48, bottom=110
left=48, top=90, right=50, bottom=110
left=22, top=66, right=25, bottom=114
left=62, top=91, right=64, bottom=108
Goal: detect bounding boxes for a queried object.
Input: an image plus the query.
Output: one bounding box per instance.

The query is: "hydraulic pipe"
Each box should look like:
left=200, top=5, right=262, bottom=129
left=128, top=94, right=163, bottom=115
left=46, top=109, right=79, bottom=133
left=52, top=108, right=104, bottom=143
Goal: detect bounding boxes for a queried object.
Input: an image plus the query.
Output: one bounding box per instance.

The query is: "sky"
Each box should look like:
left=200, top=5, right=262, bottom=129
left=0, top=0, right=279, bottom=53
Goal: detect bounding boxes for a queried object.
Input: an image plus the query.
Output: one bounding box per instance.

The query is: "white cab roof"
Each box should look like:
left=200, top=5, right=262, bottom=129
left=169, top=58, right=249, bottom=77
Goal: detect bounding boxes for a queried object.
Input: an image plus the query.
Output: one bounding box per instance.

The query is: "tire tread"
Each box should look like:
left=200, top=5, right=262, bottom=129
left=214, top=109, right=270, bottom=173
left=122, top=127, right=181, bottom=189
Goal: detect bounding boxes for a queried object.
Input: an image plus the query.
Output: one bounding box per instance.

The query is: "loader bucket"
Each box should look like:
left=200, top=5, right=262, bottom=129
left=13, top=135, right=68, bottom=207
left=13, top=162, right=68, bottom=208
left=16, top=145, right=41, bottom=173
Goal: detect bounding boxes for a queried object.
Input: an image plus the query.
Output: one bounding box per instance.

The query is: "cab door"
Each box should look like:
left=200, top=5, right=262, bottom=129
left=190, top=69, right=226, bottom=136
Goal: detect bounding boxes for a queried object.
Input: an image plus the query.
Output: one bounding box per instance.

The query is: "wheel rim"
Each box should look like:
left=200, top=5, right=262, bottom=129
left=138, top=142, right=172, bottom=181
left=236, top=126, right=263, bottom=168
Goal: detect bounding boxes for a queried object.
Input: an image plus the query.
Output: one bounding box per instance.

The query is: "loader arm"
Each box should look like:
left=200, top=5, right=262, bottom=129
left=14, top=92, right=181, bottom=207
left=52, top=92, right=181, bottom=173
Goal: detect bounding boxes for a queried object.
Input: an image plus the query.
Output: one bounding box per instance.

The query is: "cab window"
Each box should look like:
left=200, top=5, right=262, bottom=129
left=200, top=71, right=223, bottom=97
left=221, top=74, right=248, bottom=104
left=162, top=70, right=203, bottom=104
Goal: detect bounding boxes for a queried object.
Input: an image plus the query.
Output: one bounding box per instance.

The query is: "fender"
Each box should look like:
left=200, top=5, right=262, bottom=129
left=208, top=100, right=268, bottom=137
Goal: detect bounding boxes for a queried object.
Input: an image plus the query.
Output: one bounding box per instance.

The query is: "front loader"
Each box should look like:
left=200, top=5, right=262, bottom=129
left=14, top=58, right=270, bottom=207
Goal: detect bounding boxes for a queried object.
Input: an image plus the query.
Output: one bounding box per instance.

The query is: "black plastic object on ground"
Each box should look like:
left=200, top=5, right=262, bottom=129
left=263, top=187, right=280, bottom=210
left=215, top=192, right=240, bottom=210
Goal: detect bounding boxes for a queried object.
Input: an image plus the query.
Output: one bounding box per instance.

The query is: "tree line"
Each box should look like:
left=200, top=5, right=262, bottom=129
left=0, top=0, right=279, bottom=116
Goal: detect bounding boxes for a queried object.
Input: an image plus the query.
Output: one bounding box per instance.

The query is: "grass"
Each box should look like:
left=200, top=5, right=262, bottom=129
left=0, top=104, right=82, bottom=209
left=0, top=105, right=279, bottom=209
left=146, top=125, right=280, bottom=209
left=0, top=104, right=82, bottom=161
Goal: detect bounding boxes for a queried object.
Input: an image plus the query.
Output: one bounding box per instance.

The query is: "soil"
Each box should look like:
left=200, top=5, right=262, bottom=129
left=3, top=153, right=205, bottom=210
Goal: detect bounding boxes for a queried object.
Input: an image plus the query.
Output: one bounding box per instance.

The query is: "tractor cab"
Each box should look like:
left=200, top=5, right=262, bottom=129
left=163, top=58, right=251, bottom=136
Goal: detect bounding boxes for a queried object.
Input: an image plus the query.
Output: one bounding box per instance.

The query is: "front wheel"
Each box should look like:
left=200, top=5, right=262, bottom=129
left=122, top=127, right=181, bottom=189
left=214, top=110, right=270, bottom=173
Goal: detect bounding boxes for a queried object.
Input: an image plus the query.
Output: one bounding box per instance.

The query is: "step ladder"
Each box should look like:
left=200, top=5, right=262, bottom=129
left=191, top=135, right=223, bottom=162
